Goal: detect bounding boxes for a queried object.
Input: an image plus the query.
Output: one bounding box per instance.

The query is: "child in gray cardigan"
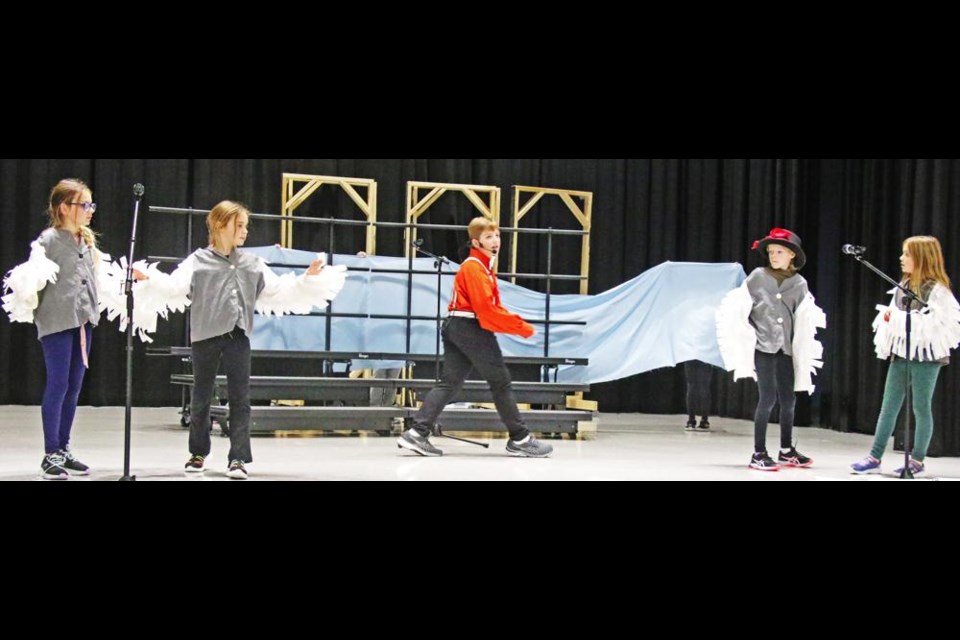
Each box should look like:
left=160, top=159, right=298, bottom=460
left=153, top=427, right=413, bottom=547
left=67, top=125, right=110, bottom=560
left=2, top=179, right=124, bottom=479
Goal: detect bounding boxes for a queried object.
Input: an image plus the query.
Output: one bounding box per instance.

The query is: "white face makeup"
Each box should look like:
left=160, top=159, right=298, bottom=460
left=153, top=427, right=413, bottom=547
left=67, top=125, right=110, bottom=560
left=472, top=229, right=501, bottom=258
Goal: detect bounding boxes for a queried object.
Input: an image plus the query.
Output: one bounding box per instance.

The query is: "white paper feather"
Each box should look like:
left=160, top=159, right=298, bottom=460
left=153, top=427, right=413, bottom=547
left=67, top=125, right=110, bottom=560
left=1, top=241, right=60, bottom=323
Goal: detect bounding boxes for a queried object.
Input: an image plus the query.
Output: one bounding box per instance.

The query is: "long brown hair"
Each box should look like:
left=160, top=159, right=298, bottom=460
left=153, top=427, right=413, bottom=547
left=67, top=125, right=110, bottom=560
left=206, top=200, right=249, bottom=247
left=903, top=235, right=951, bottom=295
left=47, top=178, right=97, bottom=249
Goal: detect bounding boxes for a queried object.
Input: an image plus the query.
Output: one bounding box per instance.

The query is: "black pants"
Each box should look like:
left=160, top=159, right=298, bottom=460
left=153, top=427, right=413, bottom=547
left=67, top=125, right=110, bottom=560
left=753, top=350, right=795, bottom=452
left=684, top=360, right=713, bottom=419
left=190, top=328, right=252, bottom=464
left=413, top=317, right=528, bottom=441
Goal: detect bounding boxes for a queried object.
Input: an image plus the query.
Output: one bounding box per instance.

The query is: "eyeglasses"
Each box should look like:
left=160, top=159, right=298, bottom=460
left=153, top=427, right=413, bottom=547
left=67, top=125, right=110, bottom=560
left=68, top=202, right=97, bottom=213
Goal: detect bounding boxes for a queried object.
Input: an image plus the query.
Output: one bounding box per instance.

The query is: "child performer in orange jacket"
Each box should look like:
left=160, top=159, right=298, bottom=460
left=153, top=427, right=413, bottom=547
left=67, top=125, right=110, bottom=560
left=397, top=217, right=553, bottom=458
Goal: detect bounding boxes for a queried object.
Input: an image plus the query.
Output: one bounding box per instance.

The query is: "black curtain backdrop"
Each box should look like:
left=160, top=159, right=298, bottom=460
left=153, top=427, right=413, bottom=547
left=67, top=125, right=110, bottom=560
left=1, top=159, right=957, bottom=455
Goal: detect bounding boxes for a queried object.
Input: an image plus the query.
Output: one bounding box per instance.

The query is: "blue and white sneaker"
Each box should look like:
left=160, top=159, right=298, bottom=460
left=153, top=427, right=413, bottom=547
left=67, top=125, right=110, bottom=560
left=893, top=458, right=925, bottom=476
left=850, top=455, right=882, bottom=475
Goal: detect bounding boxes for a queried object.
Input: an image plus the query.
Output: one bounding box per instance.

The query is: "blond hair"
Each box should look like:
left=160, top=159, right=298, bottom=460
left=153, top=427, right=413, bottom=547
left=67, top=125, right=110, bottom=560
left=903, top=235, right=952, bottom=295
left=47, top=178, right=97, bottom=250
left=467, top=216, right=498, bottom=241
left=206, top=201, right=250, bottom=247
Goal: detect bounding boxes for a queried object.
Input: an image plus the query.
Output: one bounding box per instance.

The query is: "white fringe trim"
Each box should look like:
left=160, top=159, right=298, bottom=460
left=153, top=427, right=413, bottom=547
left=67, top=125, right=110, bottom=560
left=129, top=257, right=194, bottom=343
left=121, top=253, right=349, bottom=342
left=715, top=282, right=757, bottom=381
left=95, top=251, right=128, bottom=326
left=792, top=293, right=827, bottom=394
left=1, top=241, right=60, bottom=323
left=873, top=284, right=960, bottom=360
left=255, top=256, right=348, bottom=316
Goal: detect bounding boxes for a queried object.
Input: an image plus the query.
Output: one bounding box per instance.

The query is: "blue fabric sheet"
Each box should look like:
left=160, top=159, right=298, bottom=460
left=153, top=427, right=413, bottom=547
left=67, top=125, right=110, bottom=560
left=244, top=247, right=746, bottom=384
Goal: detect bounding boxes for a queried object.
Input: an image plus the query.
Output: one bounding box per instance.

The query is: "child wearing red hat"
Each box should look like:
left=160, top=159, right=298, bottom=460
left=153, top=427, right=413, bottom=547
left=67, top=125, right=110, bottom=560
left=717, top=228, right=826, bottom=471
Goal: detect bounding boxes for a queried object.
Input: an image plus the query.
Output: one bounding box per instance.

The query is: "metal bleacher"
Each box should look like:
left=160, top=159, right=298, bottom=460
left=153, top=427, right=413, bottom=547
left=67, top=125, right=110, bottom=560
left=159, top=346, right=594, bottom=435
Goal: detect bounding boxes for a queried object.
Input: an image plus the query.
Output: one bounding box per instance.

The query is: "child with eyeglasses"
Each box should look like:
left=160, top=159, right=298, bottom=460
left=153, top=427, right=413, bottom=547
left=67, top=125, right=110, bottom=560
left=2, top=178, right=125, bottom=480
left=129, top=201, right=347, bottom=479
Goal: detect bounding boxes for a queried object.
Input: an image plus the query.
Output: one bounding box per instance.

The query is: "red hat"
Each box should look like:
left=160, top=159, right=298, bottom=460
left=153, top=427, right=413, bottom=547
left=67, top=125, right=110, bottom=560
left=751, top=228, right=806, bottom=269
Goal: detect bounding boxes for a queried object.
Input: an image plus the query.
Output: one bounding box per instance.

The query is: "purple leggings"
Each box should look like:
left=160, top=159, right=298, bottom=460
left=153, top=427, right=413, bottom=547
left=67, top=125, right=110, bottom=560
left=40, top=325, right=92, bottom=454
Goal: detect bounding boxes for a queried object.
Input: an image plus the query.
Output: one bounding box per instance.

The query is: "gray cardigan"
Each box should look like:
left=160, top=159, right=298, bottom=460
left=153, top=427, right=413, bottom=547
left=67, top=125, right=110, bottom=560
left=34, top=229, right=100, bottom=340
left=746, top=267, right=808, bottom=356
left=188, top=248, right=266, bottom=343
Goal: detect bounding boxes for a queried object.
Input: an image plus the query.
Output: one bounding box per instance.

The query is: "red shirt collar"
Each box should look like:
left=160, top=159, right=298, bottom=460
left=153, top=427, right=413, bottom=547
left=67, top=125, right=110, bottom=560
left=469, top=248, right=493, bottom=270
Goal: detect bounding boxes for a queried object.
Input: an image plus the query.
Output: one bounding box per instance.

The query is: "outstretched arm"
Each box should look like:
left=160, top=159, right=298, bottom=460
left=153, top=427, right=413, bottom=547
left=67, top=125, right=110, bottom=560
left=256, top=253, right=348, bottom=316
left=126, top=256, right=195, bottom=342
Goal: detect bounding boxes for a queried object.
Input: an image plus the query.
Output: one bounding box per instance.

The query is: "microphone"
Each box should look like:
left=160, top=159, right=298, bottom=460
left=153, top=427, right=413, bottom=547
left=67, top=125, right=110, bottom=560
left=133, top=183, right=145, bottom=200
left=411, top=238, right=424, bottom=248
left=842, top=243, right=866, bottom=255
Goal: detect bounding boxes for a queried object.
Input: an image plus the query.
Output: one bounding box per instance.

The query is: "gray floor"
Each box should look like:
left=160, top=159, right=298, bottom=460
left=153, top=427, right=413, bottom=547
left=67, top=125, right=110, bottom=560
left=1, top=406, right=956, bottom=481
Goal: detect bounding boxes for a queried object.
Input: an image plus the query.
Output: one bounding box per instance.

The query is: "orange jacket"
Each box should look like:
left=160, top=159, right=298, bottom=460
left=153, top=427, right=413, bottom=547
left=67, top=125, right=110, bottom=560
left=449, top=249, right=535, bottom=338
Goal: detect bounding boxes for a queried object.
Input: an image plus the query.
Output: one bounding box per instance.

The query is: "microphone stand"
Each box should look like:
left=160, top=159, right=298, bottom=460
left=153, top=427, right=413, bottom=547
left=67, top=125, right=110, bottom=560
left=120, top=183, right=145, bottom=481
left=410, top=240, right=488, bottom=449
left=412, top=240, right=449, bottom=383
left=846, top=249, right=927, bottom=479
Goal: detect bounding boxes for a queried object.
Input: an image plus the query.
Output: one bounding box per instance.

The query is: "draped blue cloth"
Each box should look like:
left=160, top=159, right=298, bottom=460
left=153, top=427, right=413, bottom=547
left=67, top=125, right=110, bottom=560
left=244, top=247, right=745, bottom=384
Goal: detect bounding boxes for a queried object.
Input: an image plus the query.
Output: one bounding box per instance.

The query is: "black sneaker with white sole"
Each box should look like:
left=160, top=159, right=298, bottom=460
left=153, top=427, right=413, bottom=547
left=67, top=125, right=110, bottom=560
left=59, top=449, right=90, bottom=476
left=226, top=460, right=248, bottom=480
left=397, top=429, right=443, bottom=457
left=184, top=454, right=206, bottom=473
left=41, top=452, right=69, bottom=480
left=777, top=447, right=813, bottom=468
left=748, top=451, right=779, bottom=471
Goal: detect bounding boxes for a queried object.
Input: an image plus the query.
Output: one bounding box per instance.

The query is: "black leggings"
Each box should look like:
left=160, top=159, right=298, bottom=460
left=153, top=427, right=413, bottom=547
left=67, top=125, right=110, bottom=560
left=684, top=360, right=713, bottom=419
left=753, top=351, right=795, bottom=452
